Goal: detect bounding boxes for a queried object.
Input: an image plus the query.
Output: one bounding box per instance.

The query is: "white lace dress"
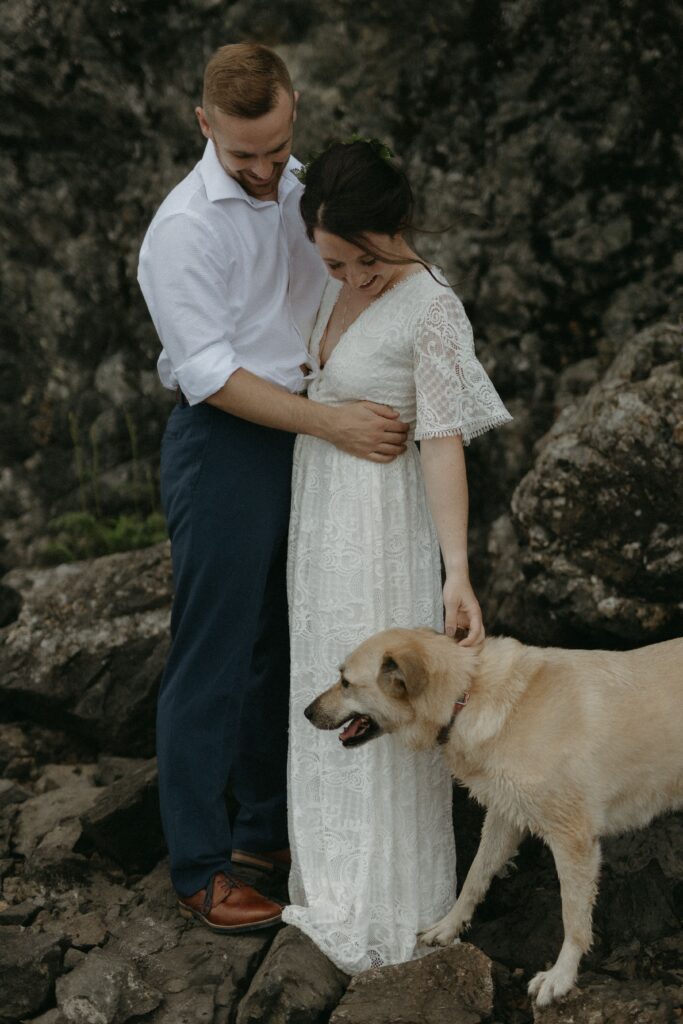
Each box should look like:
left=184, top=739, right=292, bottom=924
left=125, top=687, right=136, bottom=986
left=283, top=271, right=511, bottom=973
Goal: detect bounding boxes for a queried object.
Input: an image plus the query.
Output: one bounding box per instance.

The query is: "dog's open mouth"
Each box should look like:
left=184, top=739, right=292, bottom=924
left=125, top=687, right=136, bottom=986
left=338, top=714, right=382, bottom=747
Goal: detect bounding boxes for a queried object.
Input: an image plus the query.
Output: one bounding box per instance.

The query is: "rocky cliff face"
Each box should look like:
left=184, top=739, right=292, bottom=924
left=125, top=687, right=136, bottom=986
left=1, top=1, right=682, bottom=1022
left=1, top=0, right=682, bottom=648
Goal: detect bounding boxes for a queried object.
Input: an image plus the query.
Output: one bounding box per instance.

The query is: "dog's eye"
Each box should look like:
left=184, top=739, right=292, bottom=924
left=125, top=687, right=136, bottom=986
left=341, top=677, right=350, bottom=689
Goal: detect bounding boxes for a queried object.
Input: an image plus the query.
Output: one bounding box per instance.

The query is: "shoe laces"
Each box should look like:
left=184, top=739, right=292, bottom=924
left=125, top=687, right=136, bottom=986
left=201, top=872, right=245, bottom=915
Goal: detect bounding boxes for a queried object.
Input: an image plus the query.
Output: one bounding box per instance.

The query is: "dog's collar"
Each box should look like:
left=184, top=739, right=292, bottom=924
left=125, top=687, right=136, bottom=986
left=436, top=692, right=470, bottom=745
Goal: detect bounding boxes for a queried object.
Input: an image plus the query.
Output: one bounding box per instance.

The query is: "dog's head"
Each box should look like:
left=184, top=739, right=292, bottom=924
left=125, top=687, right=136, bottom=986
left=304, top=627, right=467, bottom=749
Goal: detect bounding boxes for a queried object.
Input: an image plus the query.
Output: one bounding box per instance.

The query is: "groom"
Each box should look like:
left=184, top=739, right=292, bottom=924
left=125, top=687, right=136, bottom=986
left=138, top=42, right=409, bottom=934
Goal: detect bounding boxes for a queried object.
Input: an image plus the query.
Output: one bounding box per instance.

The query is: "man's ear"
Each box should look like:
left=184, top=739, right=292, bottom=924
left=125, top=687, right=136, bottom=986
left=379, top=645, right=426, bottom=699
left=195, top=106, right=212, bottom=140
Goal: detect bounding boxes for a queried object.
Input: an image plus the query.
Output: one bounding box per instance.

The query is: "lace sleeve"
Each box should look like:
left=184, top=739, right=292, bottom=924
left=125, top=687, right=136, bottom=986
left=413, top=289, right=512, bottom=444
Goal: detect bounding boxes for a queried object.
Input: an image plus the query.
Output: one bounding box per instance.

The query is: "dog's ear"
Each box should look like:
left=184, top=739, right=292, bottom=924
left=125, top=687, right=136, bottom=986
left=379, top=646, right=426, bottom=699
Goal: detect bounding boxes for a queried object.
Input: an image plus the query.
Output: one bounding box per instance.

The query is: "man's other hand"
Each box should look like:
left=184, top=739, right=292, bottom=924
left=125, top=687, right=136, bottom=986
left=328, top=402, right=409, bottom=462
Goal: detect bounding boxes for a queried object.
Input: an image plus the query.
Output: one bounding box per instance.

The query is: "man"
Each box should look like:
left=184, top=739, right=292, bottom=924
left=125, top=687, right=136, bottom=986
left=138, top=42, right=408, bottom=934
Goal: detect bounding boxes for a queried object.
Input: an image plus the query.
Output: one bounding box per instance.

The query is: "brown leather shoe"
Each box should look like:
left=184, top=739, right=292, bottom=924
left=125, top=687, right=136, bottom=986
left=177, top=872, right=282, bottom=934
left=231, top=847, right=292, bottom=875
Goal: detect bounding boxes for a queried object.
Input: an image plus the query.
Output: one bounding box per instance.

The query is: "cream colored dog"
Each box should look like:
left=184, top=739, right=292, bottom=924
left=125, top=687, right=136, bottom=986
left=304, top=627, right=683, bottom=1006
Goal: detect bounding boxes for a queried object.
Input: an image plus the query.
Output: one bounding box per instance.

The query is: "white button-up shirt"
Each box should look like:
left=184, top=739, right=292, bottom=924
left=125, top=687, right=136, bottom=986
left=138, top=141, right=327, bottom=405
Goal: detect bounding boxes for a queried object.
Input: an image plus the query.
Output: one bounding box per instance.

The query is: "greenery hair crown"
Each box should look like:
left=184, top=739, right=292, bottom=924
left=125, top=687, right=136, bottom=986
left=293, top=135, right=395, bottom=184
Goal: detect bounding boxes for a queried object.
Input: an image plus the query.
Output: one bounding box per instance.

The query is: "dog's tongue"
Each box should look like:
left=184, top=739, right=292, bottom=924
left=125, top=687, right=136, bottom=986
left=340, top=716, right=367, bottom=743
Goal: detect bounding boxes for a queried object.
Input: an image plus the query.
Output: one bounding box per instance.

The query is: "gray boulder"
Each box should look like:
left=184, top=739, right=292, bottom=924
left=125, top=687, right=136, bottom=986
left=532, top=974, right=679, bottom=1023
left=511, top=321, right=683, bottom=645
left=56, top=947, right=162, bottom=1024
left=329, top=944, right=494, bottom=1024
left=236, top=925, right=348, bottom=1024
left=80, top=758, right=164, bottom=874
left=13, top=773, right=100, bottom=878
left=0, top=720, right=87, bottom=781
left=0, top=544, right=171, bottom=755
left=107, top=859, right=275, bottom=1015
left=0, top=926, right=63, bottom=1024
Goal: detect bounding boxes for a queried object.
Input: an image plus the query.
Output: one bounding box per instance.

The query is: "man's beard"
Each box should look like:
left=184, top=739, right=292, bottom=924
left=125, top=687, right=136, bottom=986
left=235, top=163, right=285, bottom=198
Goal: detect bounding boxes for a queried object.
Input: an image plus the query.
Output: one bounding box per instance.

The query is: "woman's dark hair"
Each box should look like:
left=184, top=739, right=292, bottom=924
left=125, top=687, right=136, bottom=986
left=299, top=140, right=424, bottom=268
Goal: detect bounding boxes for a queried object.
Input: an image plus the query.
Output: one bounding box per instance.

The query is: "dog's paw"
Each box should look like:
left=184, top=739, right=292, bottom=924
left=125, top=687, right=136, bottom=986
left=418, top=915, right=462, bottom=947
left=528, top=966, right=576, bottom=1006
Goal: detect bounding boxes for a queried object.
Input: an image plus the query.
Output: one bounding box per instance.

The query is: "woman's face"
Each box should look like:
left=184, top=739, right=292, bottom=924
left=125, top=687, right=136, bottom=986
left=313, top=230, right=404, bottom=297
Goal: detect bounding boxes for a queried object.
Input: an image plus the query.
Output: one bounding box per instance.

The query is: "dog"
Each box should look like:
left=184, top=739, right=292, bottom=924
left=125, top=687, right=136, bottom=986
left=304, top=627, right=683, bottom=1005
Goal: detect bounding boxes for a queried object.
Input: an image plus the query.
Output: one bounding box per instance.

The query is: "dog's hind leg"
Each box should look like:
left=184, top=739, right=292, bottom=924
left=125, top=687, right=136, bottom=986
left=528, top=830, right=601, bottom=1006
left=419, top=808, right=525, bottom=946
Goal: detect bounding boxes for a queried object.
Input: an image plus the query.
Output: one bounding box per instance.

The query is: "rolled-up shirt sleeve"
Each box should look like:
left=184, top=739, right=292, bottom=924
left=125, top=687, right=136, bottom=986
left=139, top=211, right=241, bottom=405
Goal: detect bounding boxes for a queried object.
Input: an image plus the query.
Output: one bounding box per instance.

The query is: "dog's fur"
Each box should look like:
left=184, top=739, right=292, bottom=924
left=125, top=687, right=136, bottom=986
left=304, top=627, right=683, bottom=1005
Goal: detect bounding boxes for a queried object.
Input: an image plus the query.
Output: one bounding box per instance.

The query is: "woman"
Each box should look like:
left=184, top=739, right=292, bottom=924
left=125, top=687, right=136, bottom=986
left=282, top=140, right=511, bottom=972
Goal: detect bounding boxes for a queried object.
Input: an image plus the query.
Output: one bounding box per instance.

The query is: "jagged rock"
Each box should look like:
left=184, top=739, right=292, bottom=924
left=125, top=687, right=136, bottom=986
left=0, top=724, right=32, bottom=775
left=532, top=974, right=679, bottom=1023
left=596, top=814, right=683, bottom=950
left=329, top=944, right=494, bottom=1024
left=13, top=778, right=100, bottom=868
left=236, top=925, right=348, bottom=1024
left=0, top=777, right=30, bottom=809
left=0, top=896, right=42, bottom=925
left=145, top=987, right=216, bottom=1024
left=463, top=811, right=683, bottom=976
left=0, top=803, right=15, bottom=861
left=104, top=858, right=274, bottom=1012
left=0, top=721, right=87, bottom=781
left=80, top=758, right=164, bottom=874
left=64, top=948, right=88, bottom=970
left=511, top=321, right=683, bottom=645
left=94, top=756, right=149, bottom=787
left=56, top=947, right=163, bottom=1024
left=31, top=1011, right=66, bottom=1024
left=0, top=926, right=63, bottom=1024
left=62, top=911, right=109, bottom=951
left=466, top=850, right=566, bottom=975
left=600, top=934, right=683, bottom=987
left=35, top=764, right=99, bottom=795
left=0, top=581, right=21, bottom=626
left=0, top=545, right=171, bottom=755
left=143, top=927, right=274, bottom=1013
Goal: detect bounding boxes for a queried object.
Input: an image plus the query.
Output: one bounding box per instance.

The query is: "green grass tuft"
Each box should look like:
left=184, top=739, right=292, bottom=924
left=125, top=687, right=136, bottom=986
left=42, top=511, right=167, bottom=565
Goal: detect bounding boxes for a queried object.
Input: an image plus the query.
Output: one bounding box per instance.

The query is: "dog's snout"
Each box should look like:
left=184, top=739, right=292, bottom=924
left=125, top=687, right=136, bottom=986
left=304, top=702, right=314, bottom=721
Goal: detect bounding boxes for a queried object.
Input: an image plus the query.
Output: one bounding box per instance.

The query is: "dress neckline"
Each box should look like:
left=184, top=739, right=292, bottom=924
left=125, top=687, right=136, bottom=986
left=317, top=268, right=429, bottom=370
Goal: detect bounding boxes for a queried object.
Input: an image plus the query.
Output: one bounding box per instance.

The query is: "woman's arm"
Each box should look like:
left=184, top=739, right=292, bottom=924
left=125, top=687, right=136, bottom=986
left=420, top=434, right=485, bottom=646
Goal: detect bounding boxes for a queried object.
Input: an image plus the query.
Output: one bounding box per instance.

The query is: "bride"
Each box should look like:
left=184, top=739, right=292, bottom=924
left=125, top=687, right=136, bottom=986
left=282, top=139, right=511, bottom=972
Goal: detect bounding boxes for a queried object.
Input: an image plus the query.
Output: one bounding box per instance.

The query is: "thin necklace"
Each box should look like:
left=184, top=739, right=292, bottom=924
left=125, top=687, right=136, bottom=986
left=339, top=287, right=352, bottom=334
left=340, top=266, right=422, bottom=329
left=339, top=272, right=396, bottom=330
left=320, top=267, right=423, bottom=367
left=319, top=286, right=355, bottom=367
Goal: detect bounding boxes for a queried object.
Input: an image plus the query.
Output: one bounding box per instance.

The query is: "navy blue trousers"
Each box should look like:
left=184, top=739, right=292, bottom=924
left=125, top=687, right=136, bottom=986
left=158, top=402, right=294, bottom=896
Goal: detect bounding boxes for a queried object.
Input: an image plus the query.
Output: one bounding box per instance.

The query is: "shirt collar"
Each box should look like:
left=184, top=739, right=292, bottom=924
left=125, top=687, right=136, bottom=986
left=199, top=140, right=302, bottom=205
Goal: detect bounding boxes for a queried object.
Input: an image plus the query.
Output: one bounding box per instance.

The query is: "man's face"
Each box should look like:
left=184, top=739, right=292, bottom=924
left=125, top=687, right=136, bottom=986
left=196, top=88, right=297, bottom=201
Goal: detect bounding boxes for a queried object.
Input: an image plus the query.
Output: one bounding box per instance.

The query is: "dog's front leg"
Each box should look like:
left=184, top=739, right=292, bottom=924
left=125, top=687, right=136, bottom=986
left=528, top=831, right=601, bottom=1006
left=419, top=808, right=524, bottom=946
